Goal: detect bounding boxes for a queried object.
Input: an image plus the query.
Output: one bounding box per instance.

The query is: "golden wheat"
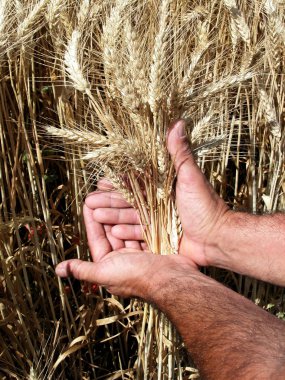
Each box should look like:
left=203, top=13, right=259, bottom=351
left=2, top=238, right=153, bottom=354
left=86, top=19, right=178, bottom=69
left=0, top=0, right=285, bottom=378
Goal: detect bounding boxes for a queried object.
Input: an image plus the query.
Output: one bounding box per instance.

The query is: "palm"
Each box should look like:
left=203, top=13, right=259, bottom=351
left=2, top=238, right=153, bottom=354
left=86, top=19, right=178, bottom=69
left=56, top=203, right=194, bottom=297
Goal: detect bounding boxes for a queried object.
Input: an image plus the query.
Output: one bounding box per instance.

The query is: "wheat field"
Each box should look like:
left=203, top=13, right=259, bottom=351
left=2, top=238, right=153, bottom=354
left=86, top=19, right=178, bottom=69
left=0, top=0, right=284, bottom=379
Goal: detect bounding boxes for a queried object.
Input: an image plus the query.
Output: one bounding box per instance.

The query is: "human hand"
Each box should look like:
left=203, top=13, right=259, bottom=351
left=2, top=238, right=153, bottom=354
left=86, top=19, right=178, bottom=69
left=89, top=120, right=231, bottom=268
left=166, top=120, right=230, bottom=266
left=56, top=203, right=194, bottom=297
left=84, top=179, right=148, bottom=252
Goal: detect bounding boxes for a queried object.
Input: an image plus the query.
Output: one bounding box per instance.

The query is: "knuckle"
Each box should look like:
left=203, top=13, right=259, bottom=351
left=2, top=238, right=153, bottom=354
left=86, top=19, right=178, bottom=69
left=71, top=260, right=85, bottom=280
left=93, top=208, right=104, bottom=220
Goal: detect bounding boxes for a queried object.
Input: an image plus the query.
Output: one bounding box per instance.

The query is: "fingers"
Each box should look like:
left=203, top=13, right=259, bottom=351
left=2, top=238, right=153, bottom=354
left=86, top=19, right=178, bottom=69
left=104, top=225, right=125, bottom=251
left=141, top=242, right=149, bottom=251
left=83, top=204, right=112, bottom=261
left=93, top=208, right=140, bottom=225
left=85, top=191, right=131, bottom=209
left=111, top=224, right=144, bottom=241
left=124, top=240, right=143, bottom=250
left=85, top=182, right=146, bottom=251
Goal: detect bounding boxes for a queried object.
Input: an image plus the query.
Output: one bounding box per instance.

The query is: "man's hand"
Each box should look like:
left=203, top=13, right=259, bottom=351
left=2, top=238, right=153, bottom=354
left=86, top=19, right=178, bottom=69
left=56, top=202, right=194, bottom=297
left=87, top=120, right=230, bottom=268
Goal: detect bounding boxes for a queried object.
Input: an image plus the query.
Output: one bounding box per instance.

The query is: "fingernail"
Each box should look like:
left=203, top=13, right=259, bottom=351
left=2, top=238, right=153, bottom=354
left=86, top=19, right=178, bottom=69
left=56, top=264, right=67, bottom=277
left=175, top=120, right=186, bottom=138
left=167, top=119, right=185, bottom=139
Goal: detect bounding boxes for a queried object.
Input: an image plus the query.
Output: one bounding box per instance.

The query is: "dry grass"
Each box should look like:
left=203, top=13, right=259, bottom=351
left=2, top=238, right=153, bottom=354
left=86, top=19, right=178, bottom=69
left=0, top=0, right=285, bottom=379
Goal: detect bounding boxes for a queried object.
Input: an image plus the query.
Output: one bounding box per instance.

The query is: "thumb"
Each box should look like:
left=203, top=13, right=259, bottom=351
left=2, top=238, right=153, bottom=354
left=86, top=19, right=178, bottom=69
left=167, top=120, right=205, bottom=190
left=56, top=259, right=107, bottom=285
left=167, top=120, right=229, bottom=243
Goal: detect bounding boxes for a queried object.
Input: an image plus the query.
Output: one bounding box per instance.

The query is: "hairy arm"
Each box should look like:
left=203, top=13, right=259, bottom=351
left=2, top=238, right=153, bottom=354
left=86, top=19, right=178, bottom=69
left=210, top=211, right=285, bottom=286
left=149, top=262, right=285, bottom=380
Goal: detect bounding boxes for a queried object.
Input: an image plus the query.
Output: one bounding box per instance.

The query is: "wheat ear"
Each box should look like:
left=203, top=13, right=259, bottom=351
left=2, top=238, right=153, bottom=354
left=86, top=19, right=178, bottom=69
left=223, top=0, right=250, bottom=45
left=45, top=126, right=106, bottom=145
left=102, top=0, right=131, bottom=98
left=17, top=0, right=48, bottom=39
left=194, top=72, right=253, bottom=100
left=64, top=30, right=91, bottom=93
left=148, top=0, right=170, bottom=114
left=77, top=0, right=90, bottom=27
left=191, top=110, right=214, bottom=143
left=124, top=20, right=148, bottom=103
left=259, top=88, right=281, bottom=140
left=0, top=0, right=7, bottom=36
left=179, top=21, right=210, bottom=95
left=264, top=0, right=284, bottom=68
left=46, top=0, right=65, bottom=26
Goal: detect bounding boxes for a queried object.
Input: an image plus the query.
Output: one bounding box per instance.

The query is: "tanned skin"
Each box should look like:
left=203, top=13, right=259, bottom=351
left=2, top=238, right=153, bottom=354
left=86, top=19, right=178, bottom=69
left=56, top=121, right=285, bottom=379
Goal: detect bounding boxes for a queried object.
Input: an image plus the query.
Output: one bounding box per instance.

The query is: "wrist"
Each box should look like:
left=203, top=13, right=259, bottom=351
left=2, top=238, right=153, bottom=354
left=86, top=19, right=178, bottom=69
left=206, top=210, right=260, bottom=274
left=205, top=209, right=238, bottom=269
left=143, top=255, right=196, bottom=303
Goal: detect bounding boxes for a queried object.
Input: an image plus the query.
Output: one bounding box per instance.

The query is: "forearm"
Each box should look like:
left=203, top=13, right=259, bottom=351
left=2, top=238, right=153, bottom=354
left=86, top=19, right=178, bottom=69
left=148, top=263, right=285, bottom=380
left=212, top=211, right=285, bottom=285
